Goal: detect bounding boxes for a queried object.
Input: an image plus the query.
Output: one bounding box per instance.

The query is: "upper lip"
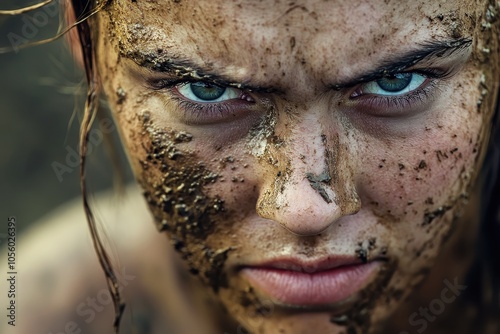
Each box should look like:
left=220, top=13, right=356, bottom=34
left=241, top=256, right=366, bottom=274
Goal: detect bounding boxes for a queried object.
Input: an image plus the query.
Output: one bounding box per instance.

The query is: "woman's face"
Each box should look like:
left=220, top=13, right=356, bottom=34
left=96, top=0, right=497, bottom=332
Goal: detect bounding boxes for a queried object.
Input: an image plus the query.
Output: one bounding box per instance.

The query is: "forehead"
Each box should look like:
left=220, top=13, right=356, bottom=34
left=108, top=0, right=479, bottom=84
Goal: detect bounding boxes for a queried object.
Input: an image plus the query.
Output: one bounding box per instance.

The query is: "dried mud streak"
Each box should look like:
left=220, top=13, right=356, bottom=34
left=246, top=104, right=278, bottom=158
left=246, top=103, right=294, bottom=217
left=306, top=134, right=333, bottom=204
left=138, top=112, right=230, bottom=292
left=306, top=171, right=332, bottom=203
left=325, top=132, right=360, bottom=215
left=422, top=205, right=452, bottom=226
left=467, top=0, right=500, bottom=180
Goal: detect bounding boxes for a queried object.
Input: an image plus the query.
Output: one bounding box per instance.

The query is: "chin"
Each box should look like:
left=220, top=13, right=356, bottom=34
left=226, top=308, right=391, bottom=334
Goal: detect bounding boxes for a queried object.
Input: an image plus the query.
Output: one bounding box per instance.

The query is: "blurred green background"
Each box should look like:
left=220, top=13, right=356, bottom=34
left=0, top=0, right=132, bottom=233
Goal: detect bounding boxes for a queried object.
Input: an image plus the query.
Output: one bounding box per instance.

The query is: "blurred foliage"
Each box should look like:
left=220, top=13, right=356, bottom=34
left=0, top=0, right=133, bottom=232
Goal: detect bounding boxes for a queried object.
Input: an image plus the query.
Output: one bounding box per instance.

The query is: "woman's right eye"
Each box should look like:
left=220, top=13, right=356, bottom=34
left=176, top=82, right=241, bottom=102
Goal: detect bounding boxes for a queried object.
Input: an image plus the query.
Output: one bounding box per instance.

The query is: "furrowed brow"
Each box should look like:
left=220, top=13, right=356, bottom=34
left=330, top=37, right=473, bottom=90
left=124, top=51, right=280, bottom=93
left=125, top=38, right=471, bottom=93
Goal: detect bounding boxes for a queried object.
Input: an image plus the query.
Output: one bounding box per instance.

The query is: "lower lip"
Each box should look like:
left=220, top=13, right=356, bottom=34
left=241, top=262, right=380, bottom=306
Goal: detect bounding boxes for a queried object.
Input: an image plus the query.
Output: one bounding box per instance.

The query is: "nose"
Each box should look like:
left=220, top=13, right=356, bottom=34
left=256, top=120, right=361, bottom=236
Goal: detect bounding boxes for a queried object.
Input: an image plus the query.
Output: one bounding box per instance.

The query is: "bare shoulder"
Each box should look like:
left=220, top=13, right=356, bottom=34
left=0, top=185, right=176, bottom=334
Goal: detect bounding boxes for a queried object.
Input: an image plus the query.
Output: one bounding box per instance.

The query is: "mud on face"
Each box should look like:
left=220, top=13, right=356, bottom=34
left=139, top=111, right=232, bottom=292
left=93, top=0, right=500, bottom=333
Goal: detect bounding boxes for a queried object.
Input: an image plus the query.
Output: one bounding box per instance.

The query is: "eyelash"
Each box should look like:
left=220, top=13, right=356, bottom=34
left=350, top=69, right=448, bottom=115
left=149, top=79, right=254, bottom=122
left=150, top=69, right=447, bottom=120
left=353, top=79, right=438, bottom=110
left=172, top=96, right=237, bottom=119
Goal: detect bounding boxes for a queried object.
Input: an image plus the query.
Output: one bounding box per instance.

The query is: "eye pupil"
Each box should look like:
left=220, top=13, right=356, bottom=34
left=377, top=73, right=412, bottom=92
left=190, top=82, right=226, bottom=101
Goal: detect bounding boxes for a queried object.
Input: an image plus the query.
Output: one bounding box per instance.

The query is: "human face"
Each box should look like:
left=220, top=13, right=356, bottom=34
left=96, top=0, right=498, bottom=333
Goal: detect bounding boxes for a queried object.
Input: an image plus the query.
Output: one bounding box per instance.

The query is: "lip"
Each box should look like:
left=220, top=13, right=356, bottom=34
left=240, top=257, right=381, bottom=306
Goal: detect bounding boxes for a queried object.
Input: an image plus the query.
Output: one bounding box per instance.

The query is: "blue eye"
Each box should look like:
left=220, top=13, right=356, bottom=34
left=361, top=73, right=427, bottom=96
left=177, top=82, right=239, bottom=102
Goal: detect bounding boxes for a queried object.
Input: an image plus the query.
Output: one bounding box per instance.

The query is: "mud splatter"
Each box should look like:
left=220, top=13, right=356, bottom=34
left=422, top=206, right=452, bottom=226
left=246, top=103, right=278, bottom=158
left=306, top=171, right=332, bottom=203
left=416, top=160, right=427, bottom=170
left=355, top=238, right=377, bottom=264
left=116, top=87, right=127, bottom=104
left=138, top=111, right=230, bottom=292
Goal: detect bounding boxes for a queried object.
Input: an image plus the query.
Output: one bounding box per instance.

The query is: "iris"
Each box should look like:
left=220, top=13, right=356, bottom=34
left=189, top=82, right=226, bottom=101
left=376, top=73, right=413, bottom=92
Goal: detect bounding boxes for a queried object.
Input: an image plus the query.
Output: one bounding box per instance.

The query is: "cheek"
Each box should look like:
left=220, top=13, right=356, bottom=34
left=109, top=103, right=241, bottom=290
left=357, top=77, right=484, bottom=226
left=97, top=41, right=259, bottom=254
left=110, top=97, right=271, bottom=294
left=358, top=129, right=476, bottom=221
left=352, top=76, right=486, bottom=287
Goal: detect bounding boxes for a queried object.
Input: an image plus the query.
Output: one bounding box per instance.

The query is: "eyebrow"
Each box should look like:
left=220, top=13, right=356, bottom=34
left=125, top=37, right=472, bottom=93
left=125, top=51, right=280, bottom=93
left=330, top=37, right=472, bottom=90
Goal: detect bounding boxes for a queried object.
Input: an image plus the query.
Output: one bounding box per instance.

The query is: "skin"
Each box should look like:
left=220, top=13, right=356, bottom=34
left=91, top=0, right=499, bottom=333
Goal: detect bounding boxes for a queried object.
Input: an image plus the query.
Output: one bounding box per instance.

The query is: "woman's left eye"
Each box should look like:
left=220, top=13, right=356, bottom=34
left=356, top=73, right=427, bottom=96
left=176, top=82, right=240, bottom=102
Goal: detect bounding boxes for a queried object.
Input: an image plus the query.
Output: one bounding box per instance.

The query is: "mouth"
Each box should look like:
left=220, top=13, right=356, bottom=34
left=240, top=256, right=383, bottom=307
